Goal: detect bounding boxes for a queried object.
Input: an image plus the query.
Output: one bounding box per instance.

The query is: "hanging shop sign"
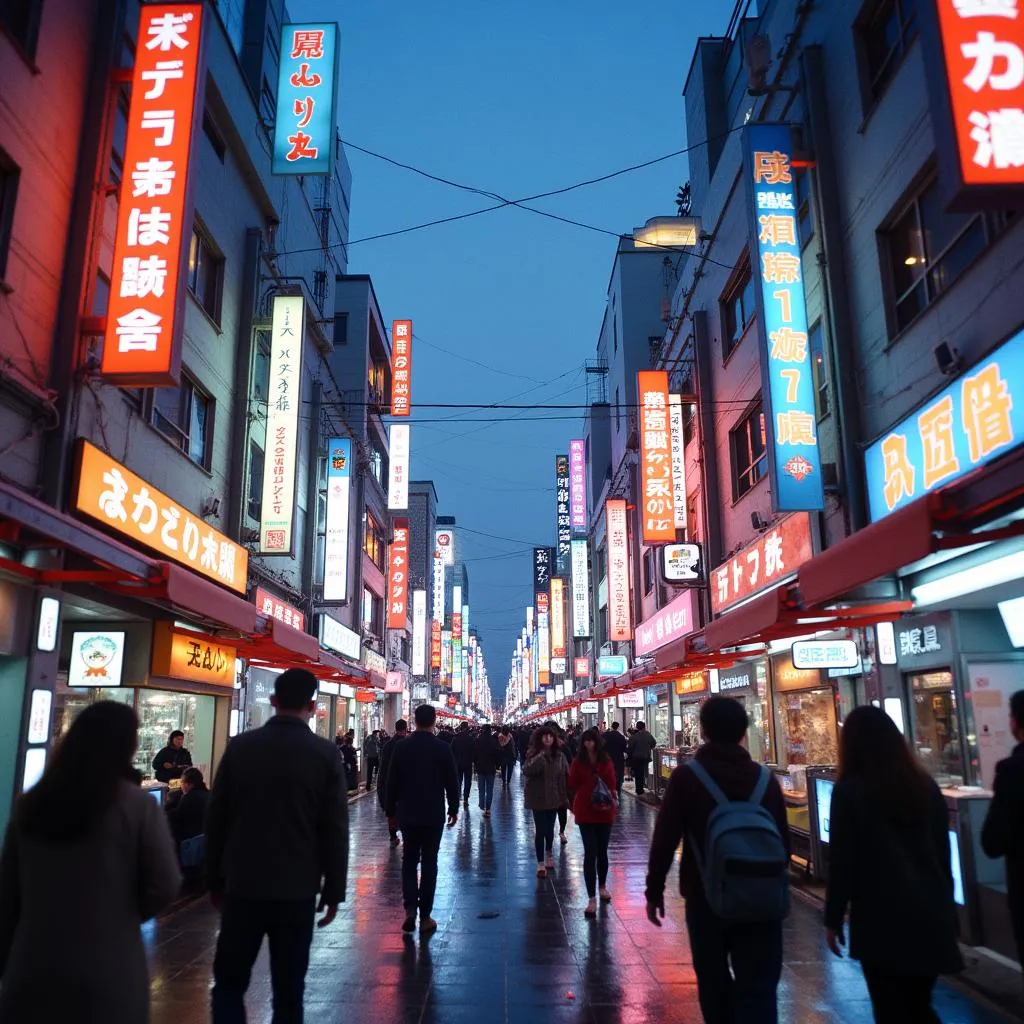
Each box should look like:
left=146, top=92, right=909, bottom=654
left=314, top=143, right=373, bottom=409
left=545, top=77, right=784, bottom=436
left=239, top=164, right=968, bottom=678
left=260, top=295, right=304, bottom=554
left=550, top=578, right=567, bottom=659
left=571, top=539, right=591, bottom=638
left=68, top=630, right=126, bottom=688
left=431, top=552, right=445, bottom=624
left=435, top=528, right=455, bottom=566
left=634, top=589, right=698, bottom=657
left=387, top=424, right=410, bottom=510
left=320, top=613, right=361, bottom=660
left=101, top=3, right=206, bottom=387
left=72, top=441, right=248, bottom=593
left=385, top=671, right=405, bottom=694
left=537, top=591, right=550, bottom=685
left=430, top=619, right=442, bottom=669
left=617, top=690, right=644, bottom=709
left=387, top=518, right=410, bottom=629
left=272, top=22, right=338, bottom=175
left=551, top=658, right=567, bottom=676
left=718, top=662, right=757, bottom=693
left=254, top=587, right=305, bottom=631
left=532, top=546, right=553, bottom=592
left=574, top=656, right=591, bottom=679
left=323, top=437, right=352, bottom=601
left=637, top=371, right=677, bottom=543
left=391, top=319, right=412, bottom=415
left=675, top=671, right=707, bottom=696
left=555, top=454, right=572, bottom=574
left=151, top=622, right=237, bottom=687
left=743, top=123, right=825, bottom=513
left=791, top=639, right=860, bottom=671
left=710, top=512, right=813, bottom=615
left=580, top=700, right=600, bottom=714
left=569, top=438, right=587, bottom=530
left=668, top=394, right=689, bottom=533
left=662, top=543, right=702, bottom=584
left=864, top=325, right=1024, bottom=521
left=895, top=613, right=953, bottom=670
left=597, top=654, right=628, bottom=678
left=441, top=630, right=452, bottom=682
left=606, top=499, right=632, bottom=641
left=452, top=598, right=463, bottom=692
left=772, top=653, right=824, bottom=693
left=363, top=648, right=387, bottom=678
left=411, top=589, right=427, bottom=674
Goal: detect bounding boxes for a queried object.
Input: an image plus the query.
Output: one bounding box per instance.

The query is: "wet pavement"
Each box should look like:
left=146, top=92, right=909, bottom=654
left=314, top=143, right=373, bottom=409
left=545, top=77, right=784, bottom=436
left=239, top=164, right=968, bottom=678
left=147, top=770, right=1014, bottom=1023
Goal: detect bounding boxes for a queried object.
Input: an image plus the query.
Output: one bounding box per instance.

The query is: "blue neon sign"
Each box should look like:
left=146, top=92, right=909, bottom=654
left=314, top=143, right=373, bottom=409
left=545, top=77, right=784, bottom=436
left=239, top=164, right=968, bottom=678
left=597, top=655, right=628, bottom=678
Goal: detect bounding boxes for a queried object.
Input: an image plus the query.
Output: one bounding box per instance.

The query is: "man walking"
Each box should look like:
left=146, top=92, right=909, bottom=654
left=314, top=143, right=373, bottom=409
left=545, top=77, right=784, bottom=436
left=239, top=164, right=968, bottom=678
left=645, top=697, right=789, bottom=1023
left=628, top=720, right=657, bottom=796
left=363, top=730, right=380, bottom=791
left=385, top=704, right=459, bottom=934
left=206, top=668, right=349, bottom=1024
left=474, top=724, right=501, bottom=817
left=451, top=722, right=475, bottom=808
left=603, top=721, right=628, bottom=801
left=377, top=719, right=408, bottom=846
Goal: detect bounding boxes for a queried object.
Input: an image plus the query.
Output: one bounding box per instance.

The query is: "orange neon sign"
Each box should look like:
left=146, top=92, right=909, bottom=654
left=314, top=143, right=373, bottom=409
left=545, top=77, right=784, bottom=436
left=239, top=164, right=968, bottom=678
left=387, top=519, right=410, bottom=629
left=391, top=320, right=412, bottom=416
left=637, top=370, right=677, bottom=543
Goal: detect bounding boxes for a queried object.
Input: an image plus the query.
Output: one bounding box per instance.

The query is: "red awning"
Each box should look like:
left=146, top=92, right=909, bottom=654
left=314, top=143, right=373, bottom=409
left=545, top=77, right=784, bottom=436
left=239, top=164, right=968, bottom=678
left=146, top=562, right=258, bottom=633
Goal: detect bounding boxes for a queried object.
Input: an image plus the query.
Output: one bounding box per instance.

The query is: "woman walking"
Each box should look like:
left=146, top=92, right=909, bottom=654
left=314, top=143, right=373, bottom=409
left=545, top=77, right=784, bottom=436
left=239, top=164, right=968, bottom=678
left=523, top=726, right=569, bottom=877
left=0, top=701, right=181, bottom=1023
left=568, top=728, right=618, bottom=917
left=824, top=705, right=962, bottom=1022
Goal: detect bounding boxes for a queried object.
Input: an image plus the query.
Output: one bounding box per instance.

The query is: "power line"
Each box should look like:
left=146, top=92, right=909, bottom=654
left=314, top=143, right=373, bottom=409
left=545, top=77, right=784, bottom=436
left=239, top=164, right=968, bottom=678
left=412, top=331, right=548, bottom=384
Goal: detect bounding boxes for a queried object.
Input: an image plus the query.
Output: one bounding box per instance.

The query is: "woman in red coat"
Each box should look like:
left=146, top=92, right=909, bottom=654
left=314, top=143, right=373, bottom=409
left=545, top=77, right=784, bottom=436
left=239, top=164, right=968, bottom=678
left=568, top=727, right=619, bottom=917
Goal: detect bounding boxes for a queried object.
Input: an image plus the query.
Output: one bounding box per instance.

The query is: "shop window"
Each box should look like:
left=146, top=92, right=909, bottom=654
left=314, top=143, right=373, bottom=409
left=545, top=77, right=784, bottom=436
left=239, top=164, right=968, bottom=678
left=362, top=586, right=383, bottom=638
left=796, top=167, right=814, bottom=246
left=187, top=221, right=224, bottom=325
left=0, top=146, right=19, bottom=283
left=247, top=443, right=264, bottom=521
left=858, top=0, right=917, bottom=105
left=363, top=509, right=385, bottom=570
left=809, top=321, right=830, bottom=420
left=772, top=686, right=839, bottom=767
left=1, top=0, right=43, bottom=59
left=909, top=671, right=965, bottom=787
left=721, top=260, right=756, bottom=360
left=729, top=401, right=767, bottom=500
left=150, top=372, right=213, bottom=468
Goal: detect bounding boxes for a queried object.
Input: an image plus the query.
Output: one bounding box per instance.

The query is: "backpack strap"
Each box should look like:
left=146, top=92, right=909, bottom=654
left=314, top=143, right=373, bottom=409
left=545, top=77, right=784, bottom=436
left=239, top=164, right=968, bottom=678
left=685, top=759, right=729, bottom=807
left=748, top=765, right=771, bottom=806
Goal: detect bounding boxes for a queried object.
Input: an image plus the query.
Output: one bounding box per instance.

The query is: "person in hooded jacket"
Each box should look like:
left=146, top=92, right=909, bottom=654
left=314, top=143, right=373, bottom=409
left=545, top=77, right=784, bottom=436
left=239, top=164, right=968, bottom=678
left=451, top=723, right=476, bottom=808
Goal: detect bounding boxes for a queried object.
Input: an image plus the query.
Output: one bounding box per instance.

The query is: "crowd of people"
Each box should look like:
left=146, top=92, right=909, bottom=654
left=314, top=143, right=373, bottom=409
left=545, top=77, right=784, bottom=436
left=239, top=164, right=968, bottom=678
left=4, top=668, right=1024, bottom=1023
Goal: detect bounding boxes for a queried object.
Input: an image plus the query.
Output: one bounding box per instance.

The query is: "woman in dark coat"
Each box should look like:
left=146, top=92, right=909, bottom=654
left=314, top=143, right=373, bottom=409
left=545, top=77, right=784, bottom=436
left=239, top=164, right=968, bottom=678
left=824, top=705, right=963, bottom=1022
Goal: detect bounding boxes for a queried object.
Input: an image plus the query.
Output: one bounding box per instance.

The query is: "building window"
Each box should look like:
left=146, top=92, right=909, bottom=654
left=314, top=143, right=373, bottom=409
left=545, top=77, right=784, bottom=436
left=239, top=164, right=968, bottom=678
left=334, top=312, right=348, bottom=346
left=796, top=168, right=814, bottom=245
left=809, top=322, right=831, bottom=420
left=368, top=362, right=387, bottom=407
left=730, top=401, right=767, bottom=500
left=202, top=109, right=226, bottom=162
left=362, top=587, right=383, bottom=638
left=643, top=550, right=654, bottom=595
left=884, top=175, right=986, bottom=335
left=215, top=0, right=245, bottom=57
left=253, top=330, right=271, bottom=409
left=247, top=443, right=264, bottom=520
left=0, top=148, right=19, bottom=283
left=150, top=374, right=213, bottom=467
left=187, top=222, right=224, bottom=325
left=859, top=0, right=918, bottom=103
left=363, top=510, right=385, bottom=570
left=259, top=75, right=276, bottom=126
left=367, top=439, right=388, bottom=492
left=721, top=262, right=756, bottom=360
left=1, top=0, right=43, bottom=59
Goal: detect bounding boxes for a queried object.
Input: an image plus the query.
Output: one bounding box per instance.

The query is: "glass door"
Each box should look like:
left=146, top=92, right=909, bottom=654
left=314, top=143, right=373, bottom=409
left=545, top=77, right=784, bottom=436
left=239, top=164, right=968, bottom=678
left=908, top=670, right=964, bottom=787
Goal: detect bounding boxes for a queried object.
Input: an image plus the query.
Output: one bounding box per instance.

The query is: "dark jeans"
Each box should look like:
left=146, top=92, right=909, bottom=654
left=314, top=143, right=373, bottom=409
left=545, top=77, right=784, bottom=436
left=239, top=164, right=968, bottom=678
left=532, top=808, right=557, bottom=862
left=365, top=757, right=379, bottom=788
left=861, top=964, right=940, bottom=1023
left=578, top=822, right=612, bottom=897
left=685, top=896, right=782, bottom=1024
left=614, top=765, right=624, bottom=799
left=212, top=896, right=315, bottom=1024
left=632, top=758, right=649, bottom=794
left=401, top=824, right=444, bottom=915
left=501, top=760, right=514, bottom=785
left=457, top=764, right=473, bottom=801
left=478, top=771, right=495, bottom=810
left=558, top=806, right=568, bottom=834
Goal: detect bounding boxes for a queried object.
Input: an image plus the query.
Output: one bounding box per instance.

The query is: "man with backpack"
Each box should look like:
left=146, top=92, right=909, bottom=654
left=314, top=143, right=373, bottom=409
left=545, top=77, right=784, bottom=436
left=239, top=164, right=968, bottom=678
left=644, top=696, right=790, bottom=1023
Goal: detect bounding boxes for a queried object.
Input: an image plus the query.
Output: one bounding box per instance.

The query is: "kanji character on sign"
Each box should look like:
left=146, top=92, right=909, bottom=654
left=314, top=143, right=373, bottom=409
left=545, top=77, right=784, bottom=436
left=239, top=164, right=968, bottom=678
left=285, top=132, right=319, bottom=161
left=127, top=208, right=171, bottom=247
left=776, top=410, right=817, bottom=446
left=181, top=517, right=200, bottom=560
left=962, top=31, right=1024, bottom=92
left=758, top=214, right=798, bottom=246
left=141, top=60, right=184, bottom=100
left=917, top=395, right=960, bottom=489
left=131, top=158, right=176, bottom=198
left=200, top=530, right=218, bottom=570
left=753, top=150, right=793, bottom=184
left=218, top=542, right=237, bottom=582
left=294, top=96, right=315, bottom=129
left=746, top=548, right=760, bottom=586
left=289, top=63, right=322, bottom=88
left=130, top=487, right=158, bottom=534
left=764, top=532, right=785, bottom=576
left=160, top=507, right=181, bottom=551
left=115, top=309, right=162, bottom=352
left=99, top=469, right=129, bottom=523
left=969, top=109, right=1024, bottom=169
left=954, top=0, right=1019, bottom=16
left=757, top=191, right=795, bottom=210
left=770, top=327, right=808, bottom=362
left=140, top=109, right=176, bottom=147
left=146, top=11, right=193, bottom=51
left=291, top=29, right=325, bottom=59
left=881, top=432, right=916, bottom=510
left=120, top=256, right=168, bottom=299
left=762, top=252, right=802, bottom=284
left=962, top=362, right=1015, bottom=463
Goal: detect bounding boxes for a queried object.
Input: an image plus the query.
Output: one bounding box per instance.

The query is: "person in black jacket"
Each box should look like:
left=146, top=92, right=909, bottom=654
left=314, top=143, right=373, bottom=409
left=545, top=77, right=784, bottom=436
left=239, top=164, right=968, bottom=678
left=205, top=669, right=349, bottom=1023
left=385, top=705, right=459, bottom=935
left=168, top=767, right=208, bottom=845
left=152, top=730, right=192, bottom=783
left=603, top=722, right=628, bottom=800
left=825, top=705, right=962, bottom=1022
left=339, top=734, right=358, bottom=792
left=474, top=725, right=501, bottom=818
left=377, top=720, right=408, bottom=846
left=451, top=723, right=475, bottom=808
left=982, top=689, right=1024, bottom=968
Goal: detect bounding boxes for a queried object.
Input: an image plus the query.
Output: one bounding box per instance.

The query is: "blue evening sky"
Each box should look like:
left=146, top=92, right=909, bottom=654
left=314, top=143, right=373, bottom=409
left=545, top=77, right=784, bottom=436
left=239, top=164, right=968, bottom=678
left=293, top=0, right=732, bottom=695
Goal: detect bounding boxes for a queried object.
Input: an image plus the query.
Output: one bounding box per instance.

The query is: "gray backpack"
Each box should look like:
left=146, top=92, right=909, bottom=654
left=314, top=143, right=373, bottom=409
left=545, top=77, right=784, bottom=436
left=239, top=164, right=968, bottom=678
left=687, top=760, right=790, bottom=921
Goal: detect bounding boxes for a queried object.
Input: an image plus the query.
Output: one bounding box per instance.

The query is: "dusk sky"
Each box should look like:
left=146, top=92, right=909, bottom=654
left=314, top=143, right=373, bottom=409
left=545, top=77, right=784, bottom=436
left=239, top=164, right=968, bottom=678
left=294, top=0, right=732, bottom=696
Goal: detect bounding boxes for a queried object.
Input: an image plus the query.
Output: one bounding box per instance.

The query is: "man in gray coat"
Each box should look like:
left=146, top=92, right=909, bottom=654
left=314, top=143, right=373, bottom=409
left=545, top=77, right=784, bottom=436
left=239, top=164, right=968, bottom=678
left=206, top=668, right=349, bottom=1023
left=628, top=721, right=658, bottom=796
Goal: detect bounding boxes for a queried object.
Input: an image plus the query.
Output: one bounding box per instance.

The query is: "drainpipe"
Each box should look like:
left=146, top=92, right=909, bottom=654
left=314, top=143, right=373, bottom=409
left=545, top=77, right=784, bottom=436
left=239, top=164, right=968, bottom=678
left=301, top=379, right=322, bottom=613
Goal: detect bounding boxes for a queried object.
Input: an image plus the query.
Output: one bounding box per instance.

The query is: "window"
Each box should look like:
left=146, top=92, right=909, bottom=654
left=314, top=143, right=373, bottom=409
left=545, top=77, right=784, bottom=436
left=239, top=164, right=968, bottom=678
left=202, top=109, right=226, bottom=162
left=362, top=587, right=383, bottom=637
left=368, top=362, right=387, bottom=406
left=215, top=0, right=245, bottom=57
left=596, top=545, right=607, bottom=583
left=721, top=262, right=756, bottom=359
left=730, top=401, right=767, bottom=500
left=110, top=90, right=130, bottom=185
left=253, top=330, right=271, bottom=408
left=334, top=312, right=348, bottom=346
left=809, top=322, right=831, bottom=420
left=796, top=168, right=814, bottom=246
left=92, top=271, right=110, bottom=317
left=884, top=175, right=986, bottom=334
left=247, top=444, right=264, bottom=520
left=1, top=0, right=43, bottom=58
left=150, top=374, right=213, bottom=467
left=367, top=440, right=388, bottom=492
left=363, top=510, right=385, bottom=570
left=187, top=222, right=224, bottom=324
left=643, top=550, right=654, bottom=595
left=860, top=0, right=917, bottom=103
left=0, top=148, right=19, bottom=282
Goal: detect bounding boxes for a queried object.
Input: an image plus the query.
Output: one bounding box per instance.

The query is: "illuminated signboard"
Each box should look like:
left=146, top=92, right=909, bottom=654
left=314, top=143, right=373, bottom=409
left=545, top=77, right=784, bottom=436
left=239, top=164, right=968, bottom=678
left=387, top=423, right=410, bottom=510
left=385, top=671, right=405, bottom=694
left=432, top=552, right=445, bottom=623
left=151, top=622, right=237, bottom=687
left=260, top=295, right=304, bottom=553
left=606, top=499, right=632, bottom=641
left=441, top=630, right=452, bottom=682
left=452, top=586, right=463, bottom=692
left=430, top=619, right=442, bottom=669
left=792, top=639, right=860, bottom=670
left=617, top=690, right=644, bottom=709
left=411, top=589, right=427, bottom=674
left=634, top=589, right=697, bottom=657
left=435, top=528, right=455, bottom=565
left=662, top=543, right=702, bottom=584
left=555, top=455, right=572, bottom=574
left=68, top=630, right=126, bottom=688
left=574, top=656, right=590, bottom=679
left=637, top=371, right=677, bottom=542
left=864, top=325, right=1024, bottom=521
left=669, top=394, right=688, bottom=532
left=320, top=613, right=360, bottom=660
left=550, top=578, right=567, bottom=660
left=744, top=123, right=825, bottom=512
left=391, top=319, right=412, bottom=415
left=597, top=654, right=628, bottom=678
left=387, top=518, right=410, bottom=630
left=254, top=587, right=305, bottom=631
left=323, top=438, right=352, bottom=601
left=533, top=546, right=552, bottom=592
left=571, top=538, right=591, bottom=638
left=272, top=23, right=338, bottom=175
left=569, top=438, right=587, bottom=530
left=102, top=4, right=206, bottom=386
left=72, top=441, right=248, bottom=593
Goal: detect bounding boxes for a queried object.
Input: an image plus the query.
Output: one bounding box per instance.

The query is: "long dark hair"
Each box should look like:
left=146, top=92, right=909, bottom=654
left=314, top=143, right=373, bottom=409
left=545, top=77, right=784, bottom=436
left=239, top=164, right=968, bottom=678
left=838, top=705, right=932, bottom=825
left=528, top=726, right=558, bottom=757
left=576, top=727, right=608, bottom=765
left=15, top=701, right=139, bottom=843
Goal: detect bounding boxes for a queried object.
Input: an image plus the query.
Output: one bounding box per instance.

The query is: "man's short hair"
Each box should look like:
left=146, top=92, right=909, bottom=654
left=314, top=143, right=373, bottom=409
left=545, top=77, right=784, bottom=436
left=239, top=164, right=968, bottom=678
left=274, top=668, right=317, bottom=710
left=395, top=719, right=409, bottom=733
left=414, top=705, right=436, bottom=728
left=1011, top=690, right=1024, bottom=727
left=700, top=696, right=749, bottom=744
left=611, top=722, right=621, bottom=731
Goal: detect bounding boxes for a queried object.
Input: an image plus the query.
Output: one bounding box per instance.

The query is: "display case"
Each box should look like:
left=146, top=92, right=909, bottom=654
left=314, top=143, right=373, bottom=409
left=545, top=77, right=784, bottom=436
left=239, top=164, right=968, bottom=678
left=771, top=764, right=812, bottom=869
left=135, top=690, right=214, bottom=781
left=807, top=766, right=838, bottom=881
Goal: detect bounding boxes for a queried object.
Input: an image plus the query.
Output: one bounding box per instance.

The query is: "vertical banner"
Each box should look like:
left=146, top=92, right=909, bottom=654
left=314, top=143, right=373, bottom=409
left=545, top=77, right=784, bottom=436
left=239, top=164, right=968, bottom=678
left=571, top=538, right=591, bottom=638
left=387, top=423, right=410, bottom=510
left=606, top=499, right=632, bottom=642
left=441, top=630, right=452, bottom=684
left=411, top=589, right=426, bottom=674
left=430, top=619, right=442, bottom=669
left=272, top=23, right=339, bottom=175
left=555, top=455, right=572, bottom=575
left=744, top=123, right=825, bottom=512
left=533, top=546, right=553, bottom=593
left=669, top=394, right=688, bottom=534
left=536, top=591, right=551, bottom=685
left=260, top=295, right=305, bottom=553
left=435, top=527, right=455, bottom=565
left=569, top=438, right=587, bottom=530
left=323, top=438, right=352, bottom=600
left=387, top=518, right=409, bottom=629
left=391, top=320, right=412, bottom=415
left=638, top=371, right=676, bottom=543
left=432, top=552, right=445, bottom=623
left=452, top=586, right=463, bottom=692
left=102, top=4, right=206, bottom=386
left=550, top=578, right=567, bottom=660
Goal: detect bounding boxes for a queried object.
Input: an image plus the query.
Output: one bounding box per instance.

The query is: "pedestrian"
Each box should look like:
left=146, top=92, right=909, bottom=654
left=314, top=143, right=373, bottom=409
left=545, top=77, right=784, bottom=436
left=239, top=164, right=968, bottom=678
left=544, top=720, right=572, bottom=843
left=568, top=728, right=618, bottom=917
left=363, top=730, right=380, bottom=791
left=627, top=720, right=657, bottom=796
left=451, top=722, right=475, bottom=808
left=474, top=724, right=500, bottom=818
left=0, top=701, right=181, bottom=1024
left=603, top=721, right=628, bottom=800
left=384, top=705, right=459, bottom=935
left=167, top=767, right=209, bottom=846
left=523, top=725, right=569, bottom=877
left=498, top=726, right=517, bottom=788
left=825, top=705, right=963, bottom=1022
left=645, top=696, right=790, bottom=1024
left=340, top=733, right=358, bottom=792
left=152, top=728, right=193, bottom=783
left=377, top=720, right=409, bottom=846
left=206, top=668, right=349, bottom=1024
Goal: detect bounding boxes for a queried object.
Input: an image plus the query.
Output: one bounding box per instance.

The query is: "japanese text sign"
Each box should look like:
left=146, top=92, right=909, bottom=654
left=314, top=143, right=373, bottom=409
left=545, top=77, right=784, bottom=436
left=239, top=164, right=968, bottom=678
left=323, top=438, right=352, bottom=601
left=571, top=538, right=591, bottom=638
left=555, top=455, right=571, bottom=574
left=744, top=123, right=825, bottom=512
left=431, top=619, right=442, bottom=669
left=669, top=394, right=689, bottom=532
left=385, top=671, right=405, bottom=694
left=675, top=671, right=707, bottom=696
left=638, top=371, right=677, bottom=542
left=606, top=499, right=632, bottom=641
left=387, top=423, right=410, bottom=510
left=254, top=587, right=305, bottom=631
left=550, top=577, right=567, bottom=659
left=260, top=295, right=304, bottom=554
left=536, top=591, right=550, bottom=683
left=569, top=438, right=587, bottom=530
left=387, top=518, right=410, bottom=629
left=533, top=546, right=553, bottom=593
left=102, top=4, right=205, bottom=386
left=432, top=552, right=445, bottom=623
left=574, top=656, right=591, bottom=679
left=412, top=590, right=427, bottom=674
left=151, top=622, right=236, bottom=687
left=711, top=512, right=813, bottom=615
left=272, top=23, right=338, bottom=175
left=391, top=320, right=412, bottom=415
left=72, top=440, right=248, bottom=593
left=865, top=325, right=1024, bottom=520
left=634, top=589, right=697, bottom=656
left=435, top=528, right=455, bottom=566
